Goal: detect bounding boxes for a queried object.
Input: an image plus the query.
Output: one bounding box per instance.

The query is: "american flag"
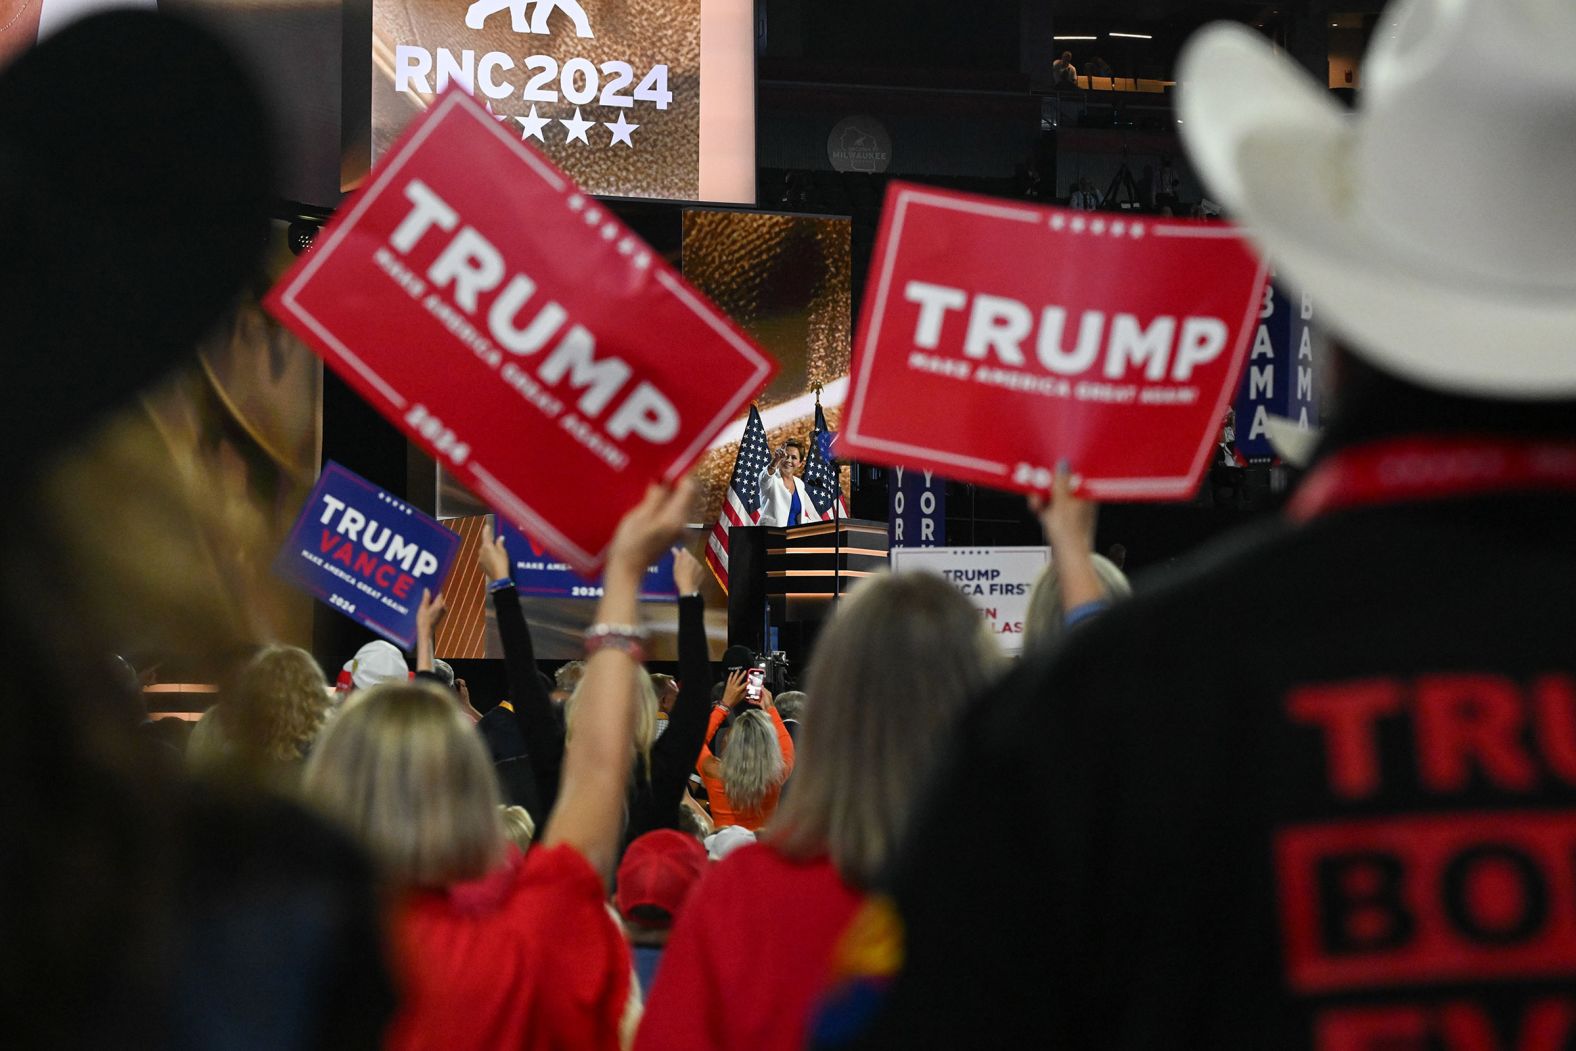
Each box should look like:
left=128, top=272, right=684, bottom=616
left=706, top=405, right=771, bottom=592
left=803, top=400, right=847, bottom=518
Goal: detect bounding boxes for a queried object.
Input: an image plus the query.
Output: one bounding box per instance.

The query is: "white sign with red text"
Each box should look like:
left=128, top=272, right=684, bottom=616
left=890, top=545, right=1048, bottom=655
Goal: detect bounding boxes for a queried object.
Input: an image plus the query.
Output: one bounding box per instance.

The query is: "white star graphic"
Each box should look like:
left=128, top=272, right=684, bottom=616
left=560, top=107, right=594, bottom=145
left=516, top=105, right=551, bottom=143
left=604, top=112, right=639, bottom=147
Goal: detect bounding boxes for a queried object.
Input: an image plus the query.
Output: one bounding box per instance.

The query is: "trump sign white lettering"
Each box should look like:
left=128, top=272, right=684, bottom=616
left=392, top=179, right=678, bottom=445
left=843, top=184, right=1268, bottom=501
left=903, top=280, right=1228, bottom=383
left=267, top=89, right=775, bottom=574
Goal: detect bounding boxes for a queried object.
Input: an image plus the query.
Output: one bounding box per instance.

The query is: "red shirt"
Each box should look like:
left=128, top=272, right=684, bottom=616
left=635, top=845, right=863, bottom=1051
left=387, top=844, right=631, bottom=1051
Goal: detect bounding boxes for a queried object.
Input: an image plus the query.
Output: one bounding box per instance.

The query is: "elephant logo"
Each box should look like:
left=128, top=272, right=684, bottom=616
left=463, top=0, right=593, bottom=38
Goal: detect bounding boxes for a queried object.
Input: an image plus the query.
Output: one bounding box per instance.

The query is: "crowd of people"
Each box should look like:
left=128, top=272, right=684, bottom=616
left=106, top=457, right=1116, bottom=1049
left=7, top=0, right=1574, bottom=1046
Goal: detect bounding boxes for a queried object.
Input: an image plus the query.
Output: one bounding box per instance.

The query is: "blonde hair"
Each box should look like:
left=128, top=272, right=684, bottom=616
left=498, top=805, right=536, bottom=852
left=228, top=644, right=330, bottom=764
left=554, top=660, right=586, bottom=693
left=720, top=709, right=785, bottom=814
left=771, top=571, right=1004, bottom=888
left=301, top=683, right=504, bottom=887
left=565, top=667, right=658, bottom=780
left=1021, top=553, right=1131, bottom=659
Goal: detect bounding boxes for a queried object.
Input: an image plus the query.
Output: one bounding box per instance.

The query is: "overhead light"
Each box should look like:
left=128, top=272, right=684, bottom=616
left=1054, top=35, right=1097, bottom=40
left=1109, top=32, right=1153, bottom=39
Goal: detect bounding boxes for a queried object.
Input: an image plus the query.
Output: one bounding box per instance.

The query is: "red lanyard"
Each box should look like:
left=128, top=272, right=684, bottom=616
left=1285, top=436, right=1576, bottom=523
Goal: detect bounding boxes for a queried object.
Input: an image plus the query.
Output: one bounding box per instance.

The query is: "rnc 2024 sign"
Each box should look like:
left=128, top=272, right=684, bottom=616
left=371, top=0, right=756, bottom=203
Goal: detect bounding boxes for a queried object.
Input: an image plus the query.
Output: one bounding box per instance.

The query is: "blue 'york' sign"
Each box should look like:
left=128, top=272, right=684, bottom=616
left=274, top=461, right=461, bottom=648
left=888, top=464, right=946, bottom=549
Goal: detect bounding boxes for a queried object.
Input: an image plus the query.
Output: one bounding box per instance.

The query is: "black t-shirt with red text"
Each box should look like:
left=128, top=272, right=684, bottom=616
left=842, top=488, right=1576, bottom=1050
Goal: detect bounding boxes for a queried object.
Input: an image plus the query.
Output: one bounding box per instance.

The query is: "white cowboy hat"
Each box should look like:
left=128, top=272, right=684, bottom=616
left=1264, top=414, right=1322, bottom=468
left=1177, top=0, right=1576, bottom=399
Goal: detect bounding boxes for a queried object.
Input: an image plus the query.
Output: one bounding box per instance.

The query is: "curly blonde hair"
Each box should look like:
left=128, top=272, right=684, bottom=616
left=229, top=644, right=331, bottom=764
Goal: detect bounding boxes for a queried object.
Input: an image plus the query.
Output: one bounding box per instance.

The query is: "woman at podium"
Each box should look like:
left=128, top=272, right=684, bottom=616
left=758, top=439, right=823, bottom=527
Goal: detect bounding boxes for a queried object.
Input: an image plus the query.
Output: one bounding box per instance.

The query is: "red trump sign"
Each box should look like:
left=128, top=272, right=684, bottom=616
left=267, top=89, right=776, bottom=574
left=842, top=183, right=1269, bottom=500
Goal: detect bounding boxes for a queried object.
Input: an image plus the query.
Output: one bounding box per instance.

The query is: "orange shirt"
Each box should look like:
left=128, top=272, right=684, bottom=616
left=697, top=705, right=795, bottom=831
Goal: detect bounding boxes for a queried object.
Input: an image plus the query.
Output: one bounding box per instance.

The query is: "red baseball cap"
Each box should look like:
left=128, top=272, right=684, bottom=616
left=616, top=829, right=707, bottom=930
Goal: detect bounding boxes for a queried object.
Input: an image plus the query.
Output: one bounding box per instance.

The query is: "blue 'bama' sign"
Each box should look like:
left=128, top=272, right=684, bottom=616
left=1232, top=278, right=1322, bottom=461
left=274, top=462, right=461, bottom=648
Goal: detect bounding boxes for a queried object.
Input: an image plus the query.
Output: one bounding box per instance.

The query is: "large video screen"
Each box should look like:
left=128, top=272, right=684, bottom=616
left=370, top=0, right=755, bottom=204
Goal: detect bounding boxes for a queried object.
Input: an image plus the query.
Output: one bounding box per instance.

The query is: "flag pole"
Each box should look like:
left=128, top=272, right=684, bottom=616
left=818, top=386, right=843, bottom=607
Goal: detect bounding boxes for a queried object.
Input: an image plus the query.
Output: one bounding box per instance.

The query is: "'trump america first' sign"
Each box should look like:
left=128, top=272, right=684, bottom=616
left=841, top=183, right=1269, bottom=500
left=267, top=89, right=775, bottom=575
left=275, top=462, right=461, bottom=649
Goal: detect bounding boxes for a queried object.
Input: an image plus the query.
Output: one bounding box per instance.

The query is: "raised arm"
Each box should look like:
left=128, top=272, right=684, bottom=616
left=542, top=480, right=694, bottom=886
left=480, top=521, right=565, bottom=816
left=762, top=689, right=796, bottom=777
left=414, top=588, right=444, bottom=673
left=697, top=703, right=729, bottom=780
left=1030, top=461, right=1107, bottom=623
left=695, top=670, right=746, bottom=784
left=757, top=446, right=786, bottom=504
left=413, top=589, right=483, bottom=720
left=642, top=548, right=716, bottom=805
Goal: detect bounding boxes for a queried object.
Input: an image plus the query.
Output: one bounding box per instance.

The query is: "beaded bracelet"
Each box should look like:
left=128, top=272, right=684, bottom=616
left=584, top=622, right=649, bottom=663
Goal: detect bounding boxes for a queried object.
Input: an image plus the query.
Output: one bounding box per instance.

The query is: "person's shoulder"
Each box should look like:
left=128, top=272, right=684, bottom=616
left=702, top=843, right=845, bottom=909
left=737, top=842, right=844, bottom=883
left=711, top=840, right=776, bottom=877
left=520, top=842, right=606, bottom=903
left=982, top=517, right=1307, bottom=726
left=180, top=777, right=372, bottom=887
left=711, top=840, right=803, bottom=883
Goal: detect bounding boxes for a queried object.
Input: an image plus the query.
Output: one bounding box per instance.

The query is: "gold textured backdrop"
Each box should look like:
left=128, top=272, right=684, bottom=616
left=682, top=210, right=851, bottom=527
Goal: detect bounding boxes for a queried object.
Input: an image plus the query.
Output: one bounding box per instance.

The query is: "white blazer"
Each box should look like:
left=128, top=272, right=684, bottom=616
left=756, top=468, right=823, bottom=527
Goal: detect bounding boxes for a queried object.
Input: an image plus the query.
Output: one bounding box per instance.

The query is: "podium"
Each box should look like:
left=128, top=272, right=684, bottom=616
left=726, top=519, right=889, bottom=662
